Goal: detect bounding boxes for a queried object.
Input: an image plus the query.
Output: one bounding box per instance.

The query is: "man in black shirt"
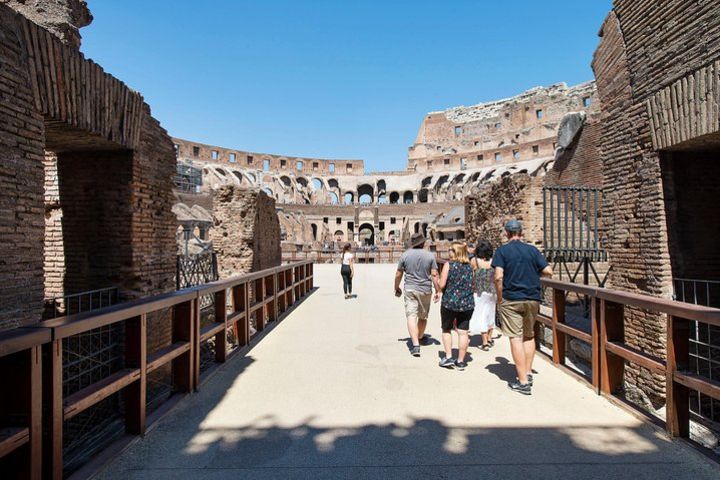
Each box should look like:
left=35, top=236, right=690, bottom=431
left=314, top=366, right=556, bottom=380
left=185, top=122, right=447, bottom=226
left=492, top=220, right=553, bottom=395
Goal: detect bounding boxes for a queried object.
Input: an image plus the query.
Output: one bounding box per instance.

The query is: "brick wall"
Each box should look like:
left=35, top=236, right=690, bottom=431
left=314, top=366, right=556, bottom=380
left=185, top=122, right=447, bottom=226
left=211, top=186, right=281, bottom=278
left=0, top=6, right=47, bottom=329
left=465, top=174, right=544, bottom=250
left=545, top=121, right=603, bottom=189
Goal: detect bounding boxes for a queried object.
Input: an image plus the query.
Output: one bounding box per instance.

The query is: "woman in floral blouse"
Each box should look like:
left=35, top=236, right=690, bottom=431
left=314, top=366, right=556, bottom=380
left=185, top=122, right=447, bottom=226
left=438, top=242, right=475, bottom=370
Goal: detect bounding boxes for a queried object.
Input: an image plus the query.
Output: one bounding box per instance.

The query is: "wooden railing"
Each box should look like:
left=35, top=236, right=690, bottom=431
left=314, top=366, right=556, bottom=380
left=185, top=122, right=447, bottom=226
left=0, top=260, right=314, bottom=480
left=539, top=278, right=720, bottom=444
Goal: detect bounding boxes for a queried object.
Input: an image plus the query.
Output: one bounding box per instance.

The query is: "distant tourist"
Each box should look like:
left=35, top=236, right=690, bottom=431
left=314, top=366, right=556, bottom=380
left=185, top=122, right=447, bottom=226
left=340, top=243, right=355, bottom=299
left=438, top=242, right=475, bottom=370
left=394, top=233, right=441, bottom=357
left=492, top=220, right=553, bottom=395
left=470, top=240, right=497, bottom=351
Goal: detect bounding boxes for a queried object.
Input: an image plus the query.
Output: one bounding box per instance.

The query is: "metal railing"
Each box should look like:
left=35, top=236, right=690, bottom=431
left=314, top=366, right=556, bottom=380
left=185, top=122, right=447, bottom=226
left=673, top=278, right=720, bottom=424
left=538, top=278, right=720, bottom=452
left=0, top=260, right=314, bottom=479
left=52, top=287, right=119, bottom=318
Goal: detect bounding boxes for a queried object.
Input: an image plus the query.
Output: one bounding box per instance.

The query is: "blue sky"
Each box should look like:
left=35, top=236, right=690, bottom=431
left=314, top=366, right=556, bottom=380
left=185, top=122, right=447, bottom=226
left=82, top=0, right=612, bottom=171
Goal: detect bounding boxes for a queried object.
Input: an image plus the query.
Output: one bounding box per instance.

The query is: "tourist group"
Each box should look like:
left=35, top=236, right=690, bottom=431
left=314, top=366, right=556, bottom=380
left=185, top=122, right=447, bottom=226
left=340, top=219, right=552, bottom=395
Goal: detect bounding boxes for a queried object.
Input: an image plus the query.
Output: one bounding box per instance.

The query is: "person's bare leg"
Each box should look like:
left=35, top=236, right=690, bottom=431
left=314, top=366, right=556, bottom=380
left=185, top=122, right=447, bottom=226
left=407, top=316, right=419, bottom=346
left=441, top=331, right=453, bottom=358
left=458, top=330, right=469, bottom=362
left=509, top=336, right=528, bottom=384
left=418, top=318, right=427, bottom=340
left=488, top=328, right=494, bottom=341
left=523, top=337, right=536, bottom=374
left=481, top=332, right=489, bottom=346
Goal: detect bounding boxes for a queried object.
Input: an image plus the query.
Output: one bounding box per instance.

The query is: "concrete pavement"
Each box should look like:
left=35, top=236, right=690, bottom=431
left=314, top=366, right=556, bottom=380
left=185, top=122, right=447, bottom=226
left=95, top=264, right=718, bottom=479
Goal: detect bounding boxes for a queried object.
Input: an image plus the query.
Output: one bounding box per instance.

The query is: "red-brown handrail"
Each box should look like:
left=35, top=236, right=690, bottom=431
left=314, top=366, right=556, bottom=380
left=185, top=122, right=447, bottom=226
left=0, top=260, right=313, bottom=479
left=539, top=277, right=720, bottom=445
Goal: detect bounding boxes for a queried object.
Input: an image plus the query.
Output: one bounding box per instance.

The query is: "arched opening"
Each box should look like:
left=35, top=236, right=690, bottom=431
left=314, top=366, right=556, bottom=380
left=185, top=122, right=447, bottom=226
left=311, top=224, right=318, bottom=240
left=377, top=179, right=387, bottom=193
left=312, top=178, right=323, bottom=190
left=328, top=178, right=339, bottom=189
left=344, top=192, right=354, bottom=205
left=328, top=192, right=339, bottom=204
left=434, top=174, right=449, bottom=191
left=358, top=184, right=374, bottom=204
left=245, top=172, right=256, bottom=183
left=421, top=176, right=433, bottom=187
left=280, top=175, right=292, bottom=187
left=261, top=187, right=273, bottom=197
left=232, top=171, right=244, bottom=183
left=377, top=194, right=388, bottom=204
left=296, top=177, right=308, bottom=187
left=216, top=168, right=227, bottom=177
left=403, top=191, right=414, bottom=204
left=358, top=223, right=375, bottom=246
left=422, top=223, right=428, bottom=237
left=413, top=222, right=420, bottom=234
left=389, top=192, right=400, bottom=204
left=418, top=188, right=429, bottom=203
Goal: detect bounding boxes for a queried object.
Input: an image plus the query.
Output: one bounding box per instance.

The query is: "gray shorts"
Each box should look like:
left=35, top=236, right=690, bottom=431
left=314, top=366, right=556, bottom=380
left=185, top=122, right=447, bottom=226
left=404, top=290, right=431, bottom=322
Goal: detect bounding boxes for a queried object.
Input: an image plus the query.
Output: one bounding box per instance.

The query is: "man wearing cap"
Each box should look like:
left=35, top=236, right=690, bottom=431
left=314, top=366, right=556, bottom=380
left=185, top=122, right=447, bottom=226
left=395, top=233, right=441, bottom=357
left=492, top=219, right=553, bottom=395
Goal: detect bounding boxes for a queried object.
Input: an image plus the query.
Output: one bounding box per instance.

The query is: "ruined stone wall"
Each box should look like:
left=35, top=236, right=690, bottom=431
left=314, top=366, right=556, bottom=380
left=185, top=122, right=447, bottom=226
left=174, top=137, right=364, bottom=176
left=0, top=0, right=92, bottom=48
left=465, top=174, right=544, bottom=249
left=211, top=186, right=281, bottom=278
left=544, top=121, right=603, bottom=189
left=0, top=5, right=46, bottom=329
left=409, top=82, right=598, bottom=172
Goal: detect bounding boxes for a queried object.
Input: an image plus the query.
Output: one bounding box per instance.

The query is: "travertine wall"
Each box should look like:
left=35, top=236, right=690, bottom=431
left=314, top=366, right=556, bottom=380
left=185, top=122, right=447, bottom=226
left=174, top=137, right=364, bottom=176
left=211, top=186, right=281, bottom=278
left=409, top=82, right=598, bottom=172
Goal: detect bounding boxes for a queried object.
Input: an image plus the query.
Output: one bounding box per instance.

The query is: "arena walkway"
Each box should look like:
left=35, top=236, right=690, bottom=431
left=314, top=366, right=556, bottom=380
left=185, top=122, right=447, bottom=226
left=95, top=264, right=717, bottom=480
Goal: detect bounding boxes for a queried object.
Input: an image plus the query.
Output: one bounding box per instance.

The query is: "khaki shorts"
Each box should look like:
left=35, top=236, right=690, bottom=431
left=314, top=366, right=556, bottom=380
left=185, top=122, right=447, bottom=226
left=404, top=290, right=432, bottom=322
left=499, top=300, right=540, bottom=338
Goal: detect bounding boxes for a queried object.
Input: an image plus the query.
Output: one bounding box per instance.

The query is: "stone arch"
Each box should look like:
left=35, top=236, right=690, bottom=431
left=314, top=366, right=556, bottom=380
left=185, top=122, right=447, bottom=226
left=418, top=188, right=429, bottom=203
left=377, top=179, right=387, bottom=193
left=296, top=177, right=309, bottom=187
left=358, top=184, right=374, bottom=204
left=434, top=174, right=449, bottom=192
left=245, top=172, right=256, bottom=183
left=328, top=178, right=339, bottom=189
left=311, top=178, right=324, bottom=190
left=358, top=223, right=375, bottom=246
left=389, top=192, right=400, bottom=204
left=311, top=223, right=318, bottom=240
left=421, top=176, right=433, bottom=188
left=280, top=175, right=292, bottom=187
left=344, top=192, right=354, bottom=205
left=328, top=192, right=339, bottom=204
left=403, top=191, right=414, bottom=204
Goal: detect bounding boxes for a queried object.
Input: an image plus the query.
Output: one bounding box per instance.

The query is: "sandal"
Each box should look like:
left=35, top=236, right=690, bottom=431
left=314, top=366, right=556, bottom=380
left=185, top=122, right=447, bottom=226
left=480, top=344, right=490, bottom=351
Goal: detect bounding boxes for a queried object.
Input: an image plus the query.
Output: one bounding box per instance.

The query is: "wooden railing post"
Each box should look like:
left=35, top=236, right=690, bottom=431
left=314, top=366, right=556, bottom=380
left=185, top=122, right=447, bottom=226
left=124, top=314, right=146, bottom=435
left=666, top=315, right=690, bottom=437
left=172, top=300, right=194, bottom=393
left=552, top=288, right=566, bottom=365
left=43, top=338, right=63, bottom=480
left=591, top=297, right=601, bottom=393
left=600, top=299, right=624, bottom=395
left=266, top=274, right=277, bottom=323
left=232, top=283, right=249, bottom=346
left=287, top=269, right=294, bottom=306
left=214, top=289, right=227, bottom=363
left=277, top=271, right=286, bottom=314
left=29, top=345, right=42, bottom=480
left=255, top=278, right=266, bottom=332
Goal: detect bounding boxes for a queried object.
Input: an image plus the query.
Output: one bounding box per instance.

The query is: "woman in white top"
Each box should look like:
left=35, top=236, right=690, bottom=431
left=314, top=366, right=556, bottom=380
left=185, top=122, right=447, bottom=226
left=340, top=243, right=355, bottom=299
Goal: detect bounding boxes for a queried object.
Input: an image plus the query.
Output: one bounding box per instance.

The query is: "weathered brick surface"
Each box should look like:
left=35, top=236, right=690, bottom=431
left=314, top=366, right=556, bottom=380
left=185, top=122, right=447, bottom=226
left=0, top=6, right=46, bottom=329
left=1, top=3, right=176, bottom=330
left=211, top=186, right=281, bottom=278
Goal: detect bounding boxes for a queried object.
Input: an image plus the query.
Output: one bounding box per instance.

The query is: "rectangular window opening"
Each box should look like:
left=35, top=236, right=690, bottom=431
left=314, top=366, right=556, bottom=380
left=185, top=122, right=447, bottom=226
left=192, top=146, right=200, bottom=157
left=495, top=152, right=502, bottom=162
left=211, top=150, right=219, bottom=160
left=513, top=150, right=520, bottom=159
left=536, top=109, right=543, bottom=119
left=247, top=155, right=254, bottom=165
left=229, top=153, right=236, bottom=163
left=329, top=163, right=335, bottom=173
left=532, top=145, right=539, bottom=154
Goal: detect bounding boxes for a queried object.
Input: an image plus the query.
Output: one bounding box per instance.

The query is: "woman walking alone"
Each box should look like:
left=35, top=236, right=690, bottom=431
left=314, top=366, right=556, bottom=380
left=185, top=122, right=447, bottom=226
left=438, top=242, right=475, bottom=370
left=340, top=243, right=355, bottom=299
left=470, top=240, right=497, bottom=351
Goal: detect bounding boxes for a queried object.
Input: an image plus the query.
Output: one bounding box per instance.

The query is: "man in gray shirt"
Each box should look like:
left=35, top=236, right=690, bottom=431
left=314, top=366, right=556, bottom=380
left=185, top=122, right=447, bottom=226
left=394, top=233, right=441, bottom=357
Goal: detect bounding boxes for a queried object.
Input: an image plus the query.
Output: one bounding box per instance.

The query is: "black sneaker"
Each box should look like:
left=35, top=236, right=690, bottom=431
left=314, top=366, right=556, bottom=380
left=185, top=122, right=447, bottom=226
left=527, top=374, right=534, bottom=386
left=439, top=357, right=455, bottom=368
left=507, top=380, right=531, bottom=395
left=455, top=360, right=467, bottom=371
left=419, top=335, right=431, bottom=346
left=411, top=346, right=421, bottom=357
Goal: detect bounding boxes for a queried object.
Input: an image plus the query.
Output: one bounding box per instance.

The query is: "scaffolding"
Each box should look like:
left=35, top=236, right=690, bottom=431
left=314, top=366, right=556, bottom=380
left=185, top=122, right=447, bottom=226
left=174, top=162, right=203, bottom=193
